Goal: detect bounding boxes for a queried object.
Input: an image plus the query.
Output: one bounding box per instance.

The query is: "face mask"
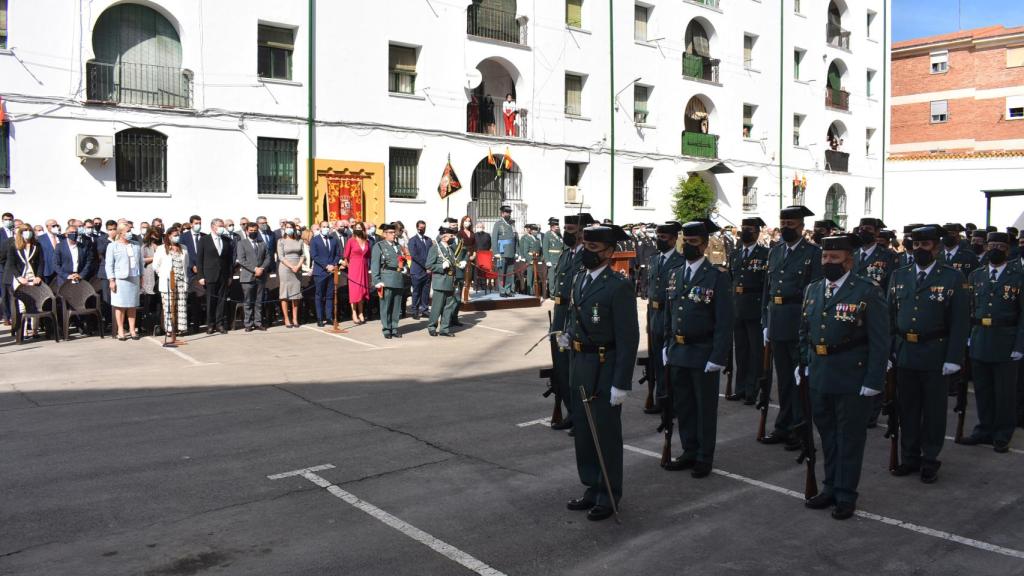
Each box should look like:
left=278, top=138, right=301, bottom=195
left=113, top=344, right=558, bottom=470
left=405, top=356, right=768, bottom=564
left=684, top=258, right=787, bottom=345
left=858, top=231, right=876, bottom=245
left=781, top=227, right=800, bottom=243
left=83, top=227, right=94, bottom=235
left=971, top=244, right=985, bottom=255
left=286, top=229, right=296, bottom=236
left=448, top=238, right=457, bottom=247
left=21, top=231, right=33, bottom=240
left=580, top=248, right=604, bottom=270
left=319, top=228, right=330, bottom=237
left=655, top=239, right=672, bottom=253
left=51, top=226, right=61, bottom=234
left=170, top=235, right=181, bottom=244
left=740, top=230, right=757, bottom=244
left=367, top=226, right=376, bottom=235
left=988, top=248, right=1007, bottom=265
left=823, top=262, right=846, bottom=282
left=67, top=232, right=79, bottom=242
left=463, top=222, right=472, bottom=229
left=226, top=225, right=235, bottom=233
left=683, top=243, right=703, bottom=261
left=941, top=236, right=958, bottom=248
left=193, top=224, right=202, bottom=233
left=913, top=248, right=934, bottom=267
left=248, top=231, right=260, bottom=240
left=2, top=220, right=12, bottom=229
left=563, top=231, right=577, bottom=248
left=260, top=224, right=270, bottom=232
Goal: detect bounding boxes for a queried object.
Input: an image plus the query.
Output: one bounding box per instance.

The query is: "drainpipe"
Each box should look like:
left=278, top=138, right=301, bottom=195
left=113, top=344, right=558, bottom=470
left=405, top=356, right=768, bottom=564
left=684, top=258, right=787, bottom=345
left=608, top=0, right=615, bottom=221
left=881, top=0, right=888, bottom=221
left=307, top=0, right=317, bottom=225
left=778, top=0, right=784, bottom=211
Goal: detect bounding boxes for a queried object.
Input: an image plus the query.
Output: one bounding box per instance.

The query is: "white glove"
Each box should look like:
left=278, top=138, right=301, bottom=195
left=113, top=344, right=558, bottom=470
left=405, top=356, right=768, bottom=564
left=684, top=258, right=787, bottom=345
left=609, top=387, right=628, bottom=407
left=941, top=363, right=961, bottom=376
left=1012, top=352, right=1024, bottom=361
left=705, top=361, right=725, bottom=373
left=886, top=360, right=893, bottom=372
left=457, top=261, right=466, bottom=269
left=442, top=260, right=451, bottom=270
left=860, top=386, right=882, bottom=397
left=556, top=332, right=570, bottom=349
left=763, top=328, right=769, bottom=345
left=662, top=346, right=669, bottom=365
left=794, top=366, right=803, bottom=385
left=546, top=262, right=552, bottom=267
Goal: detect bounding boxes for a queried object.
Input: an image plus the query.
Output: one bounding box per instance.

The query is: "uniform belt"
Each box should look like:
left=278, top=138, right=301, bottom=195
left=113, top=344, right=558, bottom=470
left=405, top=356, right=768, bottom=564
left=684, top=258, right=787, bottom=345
left=735, top=286, right=745, bottom=294
left=814, top=337, right=868, bottom=356
left=972, top=317, right=1017, bottom=328
left=383, top=266, right=398, bottom=271
left=771, top=295, right=801, bottom=305
left=548, top=249, right=560, bottom=253
left=899, top=329, right=947, bottom=343
left=650, top=299, right=664, bottom=310
left=571, top=341, right=615, bottom=363
left=673, top=332, right=714, bottom=345
left=554, top=296, right=564, bottom=305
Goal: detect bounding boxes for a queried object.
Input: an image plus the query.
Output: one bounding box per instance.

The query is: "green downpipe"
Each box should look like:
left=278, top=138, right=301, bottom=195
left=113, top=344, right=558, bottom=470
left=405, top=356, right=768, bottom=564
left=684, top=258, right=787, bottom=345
left=881, top=0, right=888, bottom=220
left=609, top=0, right=615, bottom=222
left=307, top=0, right=317, bottom=225
left=778, top=0, right=784, bottom=210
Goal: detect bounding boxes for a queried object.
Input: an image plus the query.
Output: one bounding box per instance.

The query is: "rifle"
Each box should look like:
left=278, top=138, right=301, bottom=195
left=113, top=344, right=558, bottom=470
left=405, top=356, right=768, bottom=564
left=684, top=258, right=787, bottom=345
left=883, top=368, right=900, bottom=472
left=656, top=362, right=674, bottom=467
left=540, top=367, right=563, bottom=425
left=724, top=352, right=734, bottom=397
left=755, top=342, right=773, bottom=442
left=579, top=384, right=621, bottom=523
left=794, top=367, right=818, bottom=500
left=637, top=357, right=653, bottom=411
left=954, top=357, right=970, bottom=443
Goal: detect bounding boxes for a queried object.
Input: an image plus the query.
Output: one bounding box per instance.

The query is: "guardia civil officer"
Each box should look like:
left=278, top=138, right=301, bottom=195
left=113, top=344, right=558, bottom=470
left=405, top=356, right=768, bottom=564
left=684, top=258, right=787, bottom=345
left=492, top=205, right=518, bottom=297
left=853, top=218, right=897, bottom=289
left=970, top=229, right=989, bottom=263
left=800, top=234, right=889, bottom=520
left=518, top=224, right=541, bottom=295
left=645, top=221, right=686, bottom=412
left=888, top=225, right=970, bottom=482
left=561, top=224, right=639, bottom=521
left=762, top=206, right=823, bottom=450
left=812, top=220, right=838, bottom=245
left=542, top=218, right=563, bottom=298
left=899, top=224, right=925, bottom=268
left=730, top=217, right=769, bottom=404
left=940, top=223, right=979, bottom=277
left=962, top=231, right=1024, bottom=453
left=370, top=223, right=405, bottom=339
left=549, top=213, right=596, bottom=431
left=663, top=220, right=734, bottom=477
left=426, top=227, right=461, bottom=337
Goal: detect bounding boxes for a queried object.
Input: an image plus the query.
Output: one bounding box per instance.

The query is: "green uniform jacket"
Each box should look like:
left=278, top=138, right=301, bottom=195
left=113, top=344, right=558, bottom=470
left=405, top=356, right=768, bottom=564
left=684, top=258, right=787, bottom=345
left=567, top=267, right=640, bottom=392
left=762, top=239, right=823, bottom=341
left=888, top=263, right=970, bottom=370
left=968, top=263, right=1024, bottom=363
left=854, top=246, right=897, bottom=289
left=646, top=250, right=685, bottom=337
left=370, top=241, right=405, bottom=289
left=665, top=260, right=734, bottom=369
left=492, top=218, right=518, bottom=258
left=898, top=252, right=914, bottom=268
left=799, top=274, right=889, bottom=394
left=518, top=233, right=540, bottom=263
left=552, top=247, right=584, bottom=331
left=730, top=243, right=769, bottom=320
left=542, top=231, right=564, bottom=266
left=452, top=238, right=470, bottom=281
left=939, top=246, right=979, bottom=279
left=427, top=242, right=457, bottom=292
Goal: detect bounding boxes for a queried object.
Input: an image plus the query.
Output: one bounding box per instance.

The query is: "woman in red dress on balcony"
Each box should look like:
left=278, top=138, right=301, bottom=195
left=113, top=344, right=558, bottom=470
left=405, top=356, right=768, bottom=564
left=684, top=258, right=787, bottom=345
left=342, top=221, right=371, bottom=324
left=502, top=93, right=518, bottom=137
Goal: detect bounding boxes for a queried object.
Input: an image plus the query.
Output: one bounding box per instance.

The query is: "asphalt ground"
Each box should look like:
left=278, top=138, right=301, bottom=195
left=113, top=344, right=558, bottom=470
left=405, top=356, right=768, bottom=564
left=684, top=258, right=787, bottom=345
left=1, top=301, right=1023, bottom=576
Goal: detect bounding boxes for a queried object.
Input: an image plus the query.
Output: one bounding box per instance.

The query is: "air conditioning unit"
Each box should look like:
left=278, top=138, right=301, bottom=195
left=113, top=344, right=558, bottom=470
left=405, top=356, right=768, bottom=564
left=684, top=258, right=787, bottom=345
left=76, top=135, right=114, bottom=161
left=564, top=185, right=580, bottom=204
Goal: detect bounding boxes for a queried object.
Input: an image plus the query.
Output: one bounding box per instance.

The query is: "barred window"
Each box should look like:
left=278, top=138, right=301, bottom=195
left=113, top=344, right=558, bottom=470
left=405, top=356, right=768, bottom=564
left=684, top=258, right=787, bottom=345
left=388, top=45, right=417, bottom=94
left=257, top=138, right=298, bottom=196
left=115, top=129, right=167, bottom=193
left=0, top=0, right=8, bottom=49
left=389, top=147, right=419, bottom=199
left=258, top=25, right=294, bottom=80
left=0, top=120, right=9, bottom=188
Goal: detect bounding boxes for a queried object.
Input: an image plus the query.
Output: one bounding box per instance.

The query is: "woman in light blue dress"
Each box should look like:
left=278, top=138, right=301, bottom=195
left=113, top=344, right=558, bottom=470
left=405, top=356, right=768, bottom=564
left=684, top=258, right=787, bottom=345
left=105, top=224, right=144, bottom=340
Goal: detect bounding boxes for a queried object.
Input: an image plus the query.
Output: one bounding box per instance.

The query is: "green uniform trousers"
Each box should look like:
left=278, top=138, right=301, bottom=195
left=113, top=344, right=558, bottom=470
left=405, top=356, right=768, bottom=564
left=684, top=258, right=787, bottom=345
left=670, top=365, right=720, bottom=463
left=570, top=351, right=623, bottom=507
left=972, top=359, right=1019, bottom=445
left=813, top=391, right=871, bottom=505
left=429, top=289, right=457, bottom=334
left=896, top=368, right=947, bottom=466
left=380, top=287, right=402, bottom=336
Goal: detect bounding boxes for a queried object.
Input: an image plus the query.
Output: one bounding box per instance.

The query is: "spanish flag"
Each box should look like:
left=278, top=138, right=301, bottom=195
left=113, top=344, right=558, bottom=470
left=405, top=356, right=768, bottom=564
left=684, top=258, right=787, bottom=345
left=487, top=147, right=496, bottom=167
left=503, top=146, right=513, bottom=170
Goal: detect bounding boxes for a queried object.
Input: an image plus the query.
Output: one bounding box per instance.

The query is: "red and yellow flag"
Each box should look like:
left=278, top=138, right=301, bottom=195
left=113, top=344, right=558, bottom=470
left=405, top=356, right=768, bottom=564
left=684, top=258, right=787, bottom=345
left=487, top=147, right=496, bottom=167
left=503, top=146, right=513, bottom=170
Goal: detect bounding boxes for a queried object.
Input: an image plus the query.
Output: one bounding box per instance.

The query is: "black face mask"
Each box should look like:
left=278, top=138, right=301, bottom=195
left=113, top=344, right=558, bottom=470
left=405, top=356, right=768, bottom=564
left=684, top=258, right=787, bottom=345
left=941, top=236, right=958, bottom=248
left=971, top=244, right=985, bottom=255
left=913, top=248, right=934, bottom=267
left=448, top=238, right=457, bottom=247
left=563, top=231, right=577, bottom=248
left=655, top=239, right=672, bottom=253
left=581, top=248, right=604, bottom=270
left=248, top=232, right=260, bottom=240
left=989, top=248, right=1007, bottom=265
left=781, top=227, right=800, bottom=243
left=823, top=262, right=846, bottom=282
left=682, top=243, right=703, bottom=261
left=66, top=232, right=78, bottom=242
left=858, top=231, right=876, bottom=245
left=740, top=230, right=757, bottom=244
left=417, top=228, right=426, bottom=235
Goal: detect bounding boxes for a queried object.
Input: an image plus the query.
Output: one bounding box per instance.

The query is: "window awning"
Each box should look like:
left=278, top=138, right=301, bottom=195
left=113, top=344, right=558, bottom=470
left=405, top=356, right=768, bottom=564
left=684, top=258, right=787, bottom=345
left=688, top=160, right=732, bottom=174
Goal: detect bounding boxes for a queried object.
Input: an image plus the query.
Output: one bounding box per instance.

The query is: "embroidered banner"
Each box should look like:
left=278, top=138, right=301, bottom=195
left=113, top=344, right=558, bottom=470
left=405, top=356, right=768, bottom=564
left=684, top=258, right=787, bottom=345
left=325, top=175, right=364, bottom=222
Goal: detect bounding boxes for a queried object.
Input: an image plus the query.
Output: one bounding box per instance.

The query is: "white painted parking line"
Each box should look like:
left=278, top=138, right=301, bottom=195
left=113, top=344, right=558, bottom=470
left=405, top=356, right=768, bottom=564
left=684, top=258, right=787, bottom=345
left=619, top=444, right=1024, bottom=560
left=301, top=325, right=380, bottom=349
left=270, top=464, right=508, bottom=576
left=145, top=337, right=219, bottom=367
left=468, top=323, right=520, bottom=336
left=944, top=436, right=1024, bottom=455
left=517, top=417, right=551, bottom=428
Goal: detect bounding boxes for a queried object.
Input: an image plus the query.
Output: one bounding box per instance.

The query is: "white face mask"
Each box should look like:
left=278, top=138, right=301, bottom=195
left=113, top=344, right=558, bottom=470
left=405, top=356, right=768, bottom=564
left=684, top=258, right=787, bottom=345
left=367, top=226, right=376, bottom=235
left=227, top=225, right=235, bottom=233
left=51, top=226, right=61, bottom=234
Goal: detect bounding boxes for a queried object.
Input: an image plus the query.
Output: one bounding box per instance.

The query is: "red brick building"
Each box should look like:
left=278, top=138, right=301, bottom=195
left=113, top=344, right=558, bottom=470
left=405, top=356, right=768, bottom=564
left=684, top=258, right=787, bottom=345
left=891, top=25, right=1024, bottom=158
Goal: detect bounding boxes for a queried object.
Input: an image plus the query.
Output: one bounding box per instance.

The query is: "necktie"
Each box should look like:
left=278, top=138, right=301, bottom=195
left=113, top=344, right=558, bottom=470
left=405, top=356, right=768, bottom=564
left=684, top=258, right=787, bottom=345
left=661, top=254, right=667, bottom=268
left=744, top=247, right=750, bottom=259
left=917, top=271, right=926, bottom=285
left=862, top=251, right=869, bottom=262
left=683, top=266, right=692, bottom=284
left=825, top=283, right=837, bottom=299
left=582, top=273, right=592, bottom=292
left=991, top=268, right=999, bottom=283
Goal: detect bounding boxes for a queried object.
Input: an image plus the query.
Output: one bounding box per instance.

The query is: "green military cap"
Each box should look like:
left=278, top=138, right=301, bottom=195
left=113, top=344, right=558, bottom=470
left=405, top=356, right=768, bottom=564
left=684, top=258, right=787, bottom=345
left=582, top=224, right=628, bottom=244
left=681, top=218, right=721, bottom=239
left=880, top=230, right=896, bottom=240
left=965, top=222, right=977, bottom=231
left=821, top=233, right=863, bottom=252
left=564, top=213, right=595, bottom=226
left=814, top=219, right=839, bottom=230
left=380, top=223, right=397, bottom=231
left=903, top=223, right=924, bottom=234
left=911, top=225, right=942, bottom=242
left=971, top=229, right=988, bottom=240
left=1007, top=227, right=1019, bottom=236
left=437, top=226, right=452, bottom=234
left=781, top=205, right=814, bottom=219
left=988, top=232, right=1010, bottom=244
left=943, top=223, right=965, bottom=233
left=986, top=225, right=997, bottom=233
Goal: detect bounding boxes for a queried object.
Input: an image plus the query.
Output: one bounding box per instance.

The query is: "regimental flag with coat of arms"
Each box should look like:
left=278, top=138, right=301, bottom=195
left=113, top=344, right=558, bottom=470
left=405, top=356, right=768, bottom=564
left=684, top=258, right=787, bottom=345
left=437, top=155, right=462, bottom=200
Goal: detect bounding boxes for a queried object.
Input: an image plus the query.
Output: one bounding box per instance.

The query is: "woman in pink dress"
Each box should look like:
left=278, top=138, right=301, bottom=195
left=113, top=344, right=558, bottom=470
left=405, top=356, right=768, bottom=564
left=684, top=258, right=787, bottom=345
left=342, top=221, right=372, bottom=324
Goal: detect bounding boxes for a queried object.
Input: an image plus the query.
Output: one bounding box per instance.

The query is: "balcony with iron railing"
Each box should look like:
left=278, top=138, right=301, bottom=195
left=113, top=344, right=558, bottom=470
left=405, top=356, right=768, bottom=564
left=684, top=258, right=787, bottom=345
left=467, top=5, right=527, bottom=46
left=467, top=100, right=527, bottom=138
left=681, top=131, right=719, bottom=159
left=742, top=187, right=758, bottom=213
left=687, top=0, right=720, bottom=8
left=827, top=24, right=851, bottom=50
left=86, top=61, right=193, bottom=108
left=825, top=150, right=849, bottom=173
left=682, top=53, right=721, bottom=84
left=825, top=88, right=850, bottom=111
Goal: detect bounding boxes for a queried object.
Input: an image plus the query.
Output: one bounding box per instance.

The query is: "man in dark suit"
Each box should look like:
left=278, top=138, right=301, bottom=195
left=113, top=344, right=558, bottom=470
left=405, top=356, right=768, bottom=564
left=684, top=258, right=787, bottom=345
left=408, top=220, right=433, bottom=320
left=311, top=221, right=342, bottom=327
left=179, top=215, right=204, bottom=282
left=196, top=218, right=234, bottom=334
left=39, top=219, right=64, bottom=285
left=235, top=222, right=272, bottom=331
left=54, top=225, right=94, bottom=286
left=0, top=212, right=15, bottom=323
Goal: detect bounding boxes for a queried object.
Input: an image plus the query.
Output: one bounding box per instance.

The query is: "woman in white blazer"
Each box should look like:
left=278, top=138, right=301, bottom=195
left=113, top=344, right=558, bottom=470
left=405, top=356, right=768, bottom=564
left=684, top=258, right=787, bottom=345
left=152, top=225, right=190, bottom=337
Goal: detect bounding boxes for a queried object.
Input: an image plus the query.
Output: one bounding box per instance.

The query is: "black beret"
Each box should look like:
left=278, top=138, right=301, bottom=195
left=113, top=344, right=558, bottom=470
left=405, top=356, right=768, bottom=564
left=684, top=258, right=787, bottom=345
left=564, top=213, right=595, bottom=226
left=943, top=223, right=965, bottom=233
left=681, top=219, right=721, bottom=239
left=780, top=205, right=814, bottom=219
left=582, top=224, right=628, bottom=244
left=500, top=205, right=512, bottom=213
left=814, top=219, right=839, bottom=230
left=547, top=217, right=559, bottom=225
left=988, top=232, right=1010, bottom=244
left=911, top=226, right=942, bottom=242
left=742, top=217, right=767, bottom=228
left=656, top=221, right=683, bottom=234
left=821, top=233, right=862, bottom=252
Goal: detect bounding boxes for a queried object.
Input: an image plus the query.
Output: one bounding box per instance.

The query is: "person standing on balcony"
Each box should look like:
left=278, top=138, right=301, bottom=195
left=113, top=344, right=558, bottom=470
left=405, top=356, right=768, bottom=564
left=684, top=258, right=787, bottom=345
left=502, top=93, right=518, bottom=137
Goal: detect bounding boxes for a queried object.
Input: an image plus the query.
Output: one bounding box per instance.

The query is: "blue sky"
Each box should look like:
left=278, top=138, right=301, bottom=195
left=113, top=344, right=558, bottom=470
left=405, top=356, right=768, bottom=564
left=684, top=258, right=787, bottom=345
left=893, top=0, right=1024, bottom=42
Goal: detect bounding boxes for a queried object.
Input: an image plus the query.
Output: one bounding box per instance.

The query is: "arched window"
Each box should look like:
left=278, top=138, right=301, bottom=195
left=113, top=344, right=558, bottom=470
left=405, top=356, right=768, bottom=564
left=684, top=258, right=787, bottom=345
left=683, top=20, right=718, bottom=82
left=468, top=0, right=523, bottom=45
left=115, top=129, right=167, bottom=193
left=825, top=184, right=847, bottom=230
left=469, top=154, right=521, bottom=223
left=88, top=4, right=191, bottom=107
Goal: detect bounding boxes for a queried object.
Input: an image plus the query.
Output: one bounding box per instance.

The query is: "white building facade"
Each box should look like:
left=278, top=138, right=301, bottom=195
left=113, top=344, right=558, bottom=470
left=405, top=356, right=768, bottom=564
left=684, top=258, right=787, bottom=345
left=0, top=0, right=888, bottom=230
